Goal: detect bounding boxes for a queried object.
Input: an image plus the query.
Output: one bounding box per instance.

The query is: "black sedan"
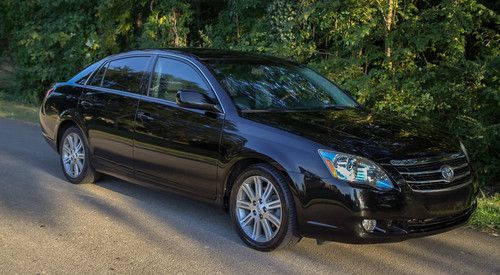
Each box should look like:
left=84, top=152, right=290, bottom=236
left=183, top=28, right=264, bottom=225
left=39, top=49, right=477, bottom=251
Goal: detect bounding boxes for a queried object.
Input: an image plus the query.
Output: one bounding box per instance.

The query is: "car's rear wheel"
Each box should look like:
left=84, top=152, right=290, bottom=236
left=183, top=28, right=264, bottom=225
left=230, top=164, right=300, bottom=251
left=59, top=126, right=100, bottom=184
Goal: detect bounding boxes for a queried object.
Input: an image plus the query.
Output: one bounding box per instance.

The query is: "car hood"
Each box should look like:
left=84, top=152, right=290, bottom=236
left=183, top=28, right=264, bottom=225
left=241, top=109, right=460, bottom=162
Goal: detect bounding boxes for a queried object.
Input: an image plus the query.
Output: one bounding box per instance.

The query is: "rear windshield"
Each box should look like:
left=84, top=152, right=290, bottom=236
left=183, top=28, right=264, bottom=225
left=207, top=60, right=358, bottom=111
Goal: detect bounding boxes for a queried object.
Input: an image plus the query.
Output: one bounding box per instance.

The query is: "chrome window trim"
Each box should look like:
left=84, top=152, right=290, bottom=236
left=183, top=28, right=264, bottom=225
left=84, top=54, right=152, bottom=88
left=78, top=52, right=226, bottom=114
left=73, top=84, right=214, bottom=115
left=73, top=84, right=149, bottom=101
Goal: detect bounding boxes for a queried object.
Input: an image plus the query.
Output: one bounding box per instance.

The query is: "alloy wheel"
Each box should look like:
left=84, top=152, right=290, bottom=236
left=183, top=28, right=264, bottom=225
left=235, top=175, right=283, bottom=242
left=61, top=133, right=85, bottom=178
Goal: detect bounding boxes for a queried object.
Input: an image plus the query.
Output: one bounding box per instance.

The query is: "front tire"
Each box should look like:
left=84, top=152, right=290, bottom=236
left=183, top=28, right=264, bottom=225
left=59, top=126, right=100, bottom=184
left=230, top=164, right=300, bottom=251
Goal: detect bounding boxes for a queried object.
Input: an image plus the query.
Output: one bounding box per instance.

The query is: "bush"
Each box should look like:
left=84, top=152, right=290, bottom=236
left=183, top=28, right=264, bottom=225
left=0, top=0, right=498, bottom=190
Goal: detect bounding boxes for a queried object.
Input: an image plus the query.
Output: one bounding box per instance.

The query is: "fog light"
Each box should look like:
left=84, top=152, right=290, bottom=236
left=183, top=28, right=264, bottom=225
left=362, top=219, right=377, bottom=232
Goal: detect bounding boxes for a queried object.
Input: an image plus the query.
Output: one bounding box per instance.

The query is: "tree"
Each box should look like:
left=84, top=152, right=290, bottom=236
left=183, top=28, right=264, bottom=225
left=0, top=0, right=498, bottom=188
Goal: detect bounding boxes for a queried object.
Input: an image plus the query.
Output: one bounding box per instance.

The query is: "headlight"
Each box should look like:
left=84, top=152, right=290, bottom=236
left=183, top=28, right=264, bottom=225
left=318, top=149, right=394, bottom=191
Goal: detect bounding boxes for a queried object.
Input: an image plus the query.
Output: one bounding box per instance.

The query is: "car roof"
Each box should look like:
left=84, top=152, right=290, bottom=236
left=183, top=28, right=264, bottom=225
left=113, top=48, right=298, bottom=64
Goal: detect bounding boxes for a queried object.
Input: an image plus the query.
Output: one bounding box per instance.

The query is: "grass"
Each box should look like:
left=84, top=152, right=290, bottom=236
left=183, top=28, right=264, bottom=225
left=0, top=58, right=39, bottom=123
left=0, top=97, right=39, bottom=123
left=469, top=195, right=500, bottom=235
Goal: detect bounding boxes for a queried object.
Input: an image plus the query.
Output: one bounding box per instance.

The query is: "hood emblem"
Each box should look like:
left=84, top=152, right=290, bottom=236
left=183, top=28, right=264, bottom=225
left=440, top=165, right=454, bottom=182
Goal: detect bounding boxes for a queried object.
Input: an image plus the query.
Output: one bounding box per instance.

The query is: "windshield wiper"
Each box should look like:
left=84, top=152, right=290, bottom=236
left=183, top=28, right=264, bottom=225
left=240, top=105, right=359, bottom=113
left=322, top=104, right=358, bottom=110
left=240, top=108, right=290, bottom=113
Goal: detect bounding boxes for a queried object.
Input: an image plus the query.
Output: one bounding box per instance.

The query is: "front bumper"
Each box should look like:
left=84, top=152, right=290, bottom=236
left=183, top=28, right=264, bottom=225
left=290, top=172, right=478, bottom=244
left=343, top=203, right=475, bottom=244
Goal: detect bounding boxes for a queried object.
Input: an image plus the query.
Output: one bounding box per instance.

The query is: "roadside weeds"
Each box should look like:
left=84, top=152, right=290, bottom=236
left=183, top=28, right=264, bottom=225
left=0, top=98, right=38, bottom=123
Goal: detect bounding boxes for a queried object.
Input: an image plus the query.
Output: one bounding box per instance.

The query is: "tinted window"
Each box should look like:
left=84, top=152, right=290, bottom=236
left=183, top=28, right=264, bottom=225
left=88, top=63, right=107, bottom=87
left=101, top=57, right=150, bottom=93
left=70, top=60, right=104, bottom=85
left=76, top=74, right=90, bottom=85
left=149, top=57, right=212, bottom=102
left=208, top=60, right=358, bottom=111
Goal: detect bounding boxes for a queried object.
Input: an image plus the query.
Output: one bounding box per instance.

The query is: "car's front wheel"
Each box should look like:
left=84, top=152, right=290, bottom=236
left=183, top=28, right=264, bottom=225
left=230, top=164, right=300, bottom=251
left=59, top=126, right=100, bottom=184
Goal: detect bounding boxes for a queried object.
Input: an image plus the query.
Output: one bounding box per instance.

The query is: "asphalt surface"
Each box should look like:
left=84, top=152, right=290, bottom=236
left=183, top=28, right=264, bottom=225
left=0, top=118, right=498, bottom=274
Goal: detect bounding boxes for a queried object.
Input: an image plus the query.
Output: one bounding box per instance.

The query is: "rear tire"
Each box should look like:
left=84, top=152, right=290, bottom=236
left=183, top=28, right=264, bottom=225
left=59, top=126, right=100, bottom=184
left=230, top=163, right=301, bottom=251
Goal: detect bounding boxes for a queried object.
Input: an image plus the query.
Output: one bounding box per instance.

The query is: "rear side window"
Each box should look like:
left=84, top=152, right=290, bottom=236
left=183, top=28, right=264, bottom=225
left=69, top=60, right=104, bottom=85
left=88, top=63, right=107, bottom=87
left=149, top=57, right=213, bottom=102
left=100, top=57, right=150, bottom=94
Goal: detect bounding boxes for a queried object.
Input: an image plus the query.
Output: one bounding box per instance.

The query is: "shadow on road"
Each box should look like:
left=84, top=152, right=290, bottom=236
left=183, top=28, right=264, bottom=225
left=86, top=176, right=303, bottom=274
left=88, top=175, right=499, bottom=274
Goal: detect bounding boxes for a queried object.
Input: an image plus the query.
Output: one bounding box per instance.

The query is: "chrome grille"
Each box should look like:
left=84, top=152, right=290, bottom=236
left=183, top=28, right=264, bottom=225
left=391, top=153, right=472, bottom=192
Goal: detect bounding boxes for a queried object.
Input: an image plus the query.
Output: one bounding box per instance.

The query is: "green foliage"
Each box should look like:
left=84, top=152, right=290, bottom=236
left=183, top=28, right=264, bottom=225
left=469, top=195, right=500, bottom=233
left=0, top=0, right=498, bottom=189
left=140, top=1, right=192, bottom=48
left=1, top=0, right=99, bottom=103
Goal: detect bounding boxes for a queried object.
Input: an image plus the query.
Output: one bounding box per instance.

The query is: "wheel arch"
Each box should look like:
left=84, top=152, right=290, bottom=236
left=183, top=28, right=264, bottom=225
left=221, top=154, right=296, bottom=211
left=55, top=116, right=86, bottom=153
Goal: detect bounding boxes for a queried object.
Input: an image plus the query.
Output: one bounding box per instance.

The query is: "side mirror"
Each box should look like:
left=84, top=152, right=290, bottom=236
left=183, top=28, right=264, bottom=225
left=176, top=90, right=220, bottom=112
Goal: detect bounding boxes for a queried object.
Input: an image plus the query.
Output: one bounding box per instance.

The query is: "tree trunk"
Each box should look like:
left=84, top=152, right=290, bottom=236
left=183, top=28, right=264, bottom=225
left=377, top=0, right=397, bottom=69
left=385, top=0, right=394, bottom=60
left=171, top=9, right=180, bottom=47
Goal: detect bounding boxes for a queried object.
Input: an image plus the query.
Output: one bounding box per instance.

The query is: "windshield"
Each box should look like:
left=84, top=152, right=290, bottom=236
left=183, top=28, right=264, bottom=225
left=207, top=60, right=359, bottom=111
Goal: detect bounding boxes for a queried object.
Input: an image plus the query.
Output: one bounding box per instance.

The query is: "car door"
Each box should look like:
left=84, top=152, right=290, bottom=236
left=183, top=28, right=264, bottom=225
left=133, top=56, right=224, bottom=199
left=80, top=55, right=153, bottom=173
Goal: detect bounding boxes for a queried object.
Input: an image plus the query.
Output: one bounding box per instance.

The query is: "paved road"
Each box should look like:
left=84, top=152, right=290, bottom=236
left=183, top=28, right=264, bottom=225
left=0, top=118, right=498, bottom=274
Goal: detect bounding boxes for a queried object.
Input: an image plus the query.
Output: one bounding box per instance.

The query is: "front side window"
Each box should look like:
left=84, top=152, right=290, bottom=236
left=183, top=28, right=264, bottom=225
left=100, top=57, right=150, bottom=94
left=208, top=60, right=359, bottom=111
left=149, top=57, right=213, bottom=102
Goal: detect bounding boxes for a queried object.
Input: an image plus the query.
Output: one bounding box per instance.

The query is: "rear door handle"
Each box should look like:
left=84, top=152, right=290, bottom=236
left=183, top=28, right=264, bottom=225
left=137, top=111, right=154, bottom=122
left=80, top=100, right=92, bottom=109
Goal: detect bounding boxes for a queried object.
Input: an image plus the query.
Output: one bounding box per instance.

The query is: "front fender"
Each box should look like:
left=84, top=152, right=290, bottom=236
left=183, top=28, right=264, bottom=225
left=218, top=116, right=325, bottom=204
